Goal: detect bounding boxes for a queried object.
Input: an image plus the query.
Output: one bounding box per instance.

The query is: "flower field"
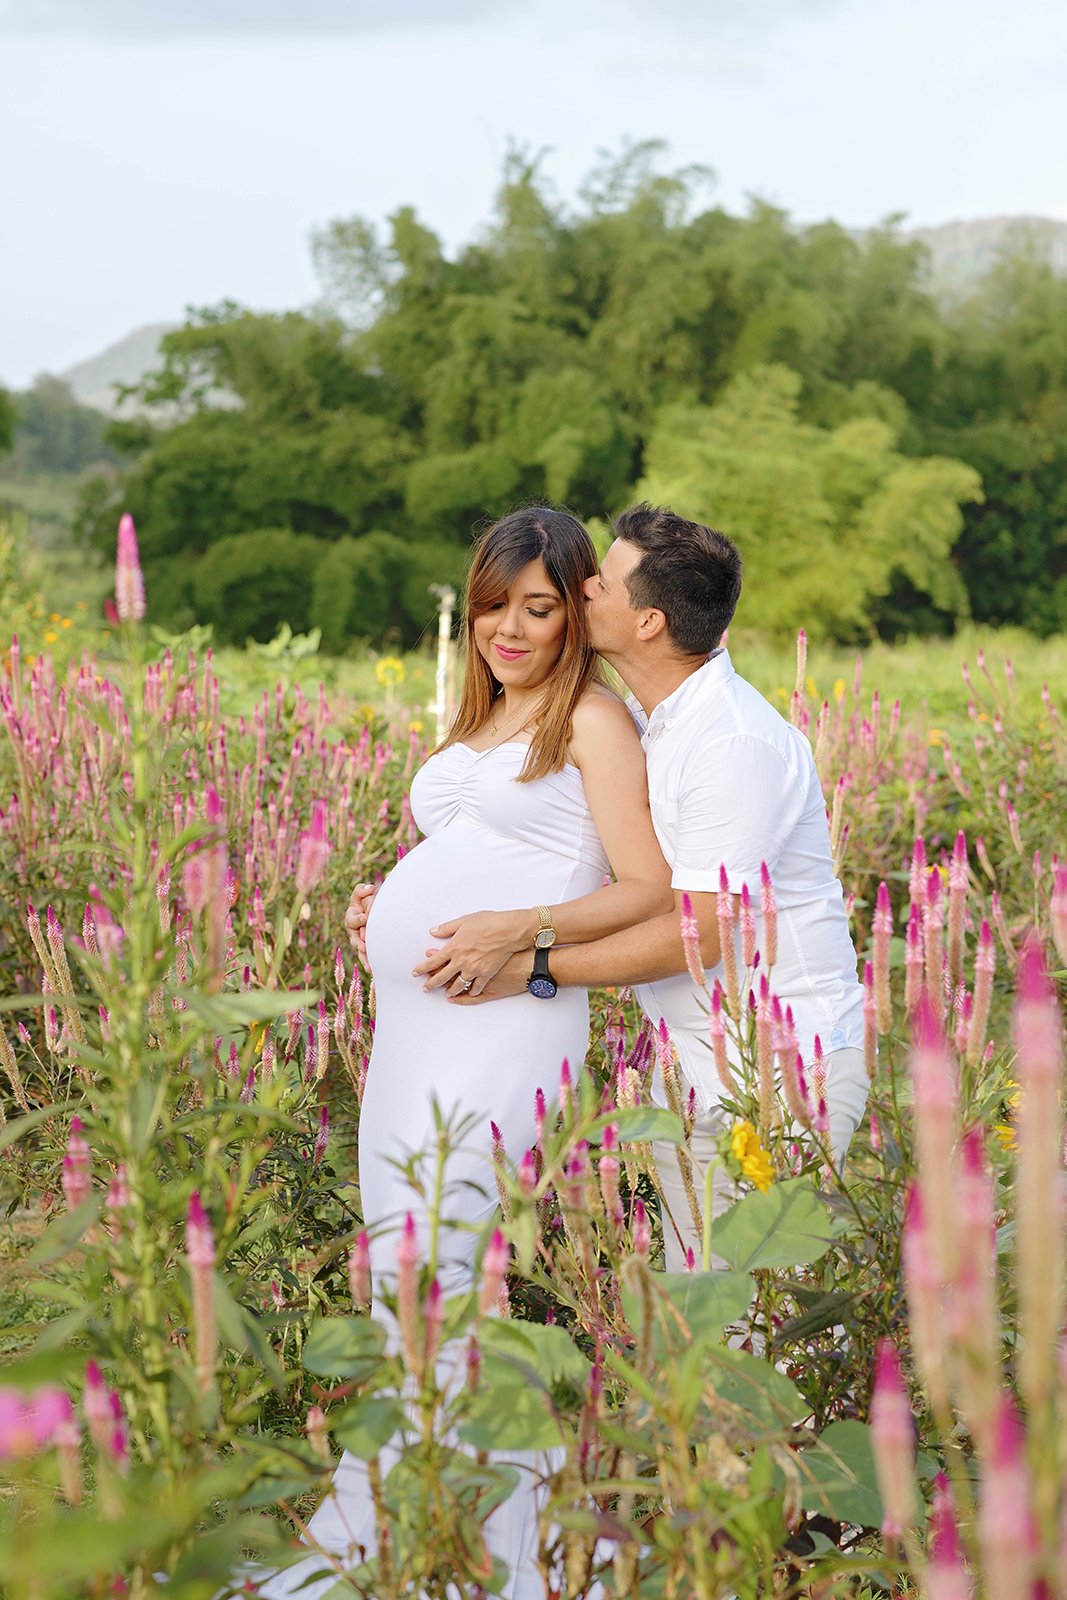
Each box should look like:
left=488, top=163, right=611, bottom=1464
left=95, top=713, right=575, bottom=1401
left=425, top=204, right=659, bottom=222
left=1, top=521, right=1066, bottom=1599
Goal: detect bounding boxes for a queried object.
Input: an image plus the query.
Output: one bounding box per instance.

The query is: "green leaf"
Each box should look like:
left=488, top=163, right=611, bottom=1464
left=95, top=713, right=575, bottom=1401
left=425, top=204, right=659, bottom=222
left=213, top=1276, right=287, bottom=1391
left=0, top=1101, right=76, bottom=1153
left=712, top=1177, right=838, bottom=1271
left=181, top=986, right=321, bottom=1028
left=478, top=1319, right=590, bottom=1388
left=459, top=1381, right=564, bottom=1451
left=303, top=1315, right=388, bottom=1380
left=333, top=1395, right=406, bottom=1460
left=705, top=1346, right=809, bottom=1432
left=608, top=1107, right=684, bottom=1144
left=773, top=1290, right=856, bottom=1345
left=27, top=1196, right=104, bottom=1264
left=795, top=1419, right=885, bottom=1528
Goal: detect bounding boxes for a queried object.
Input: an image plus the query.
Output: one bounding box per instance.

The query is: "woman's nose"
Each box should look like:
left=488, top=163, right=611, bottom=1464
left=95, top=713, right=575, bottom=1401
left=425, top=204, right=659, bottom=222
left=497, top=605, right=523, bottom=637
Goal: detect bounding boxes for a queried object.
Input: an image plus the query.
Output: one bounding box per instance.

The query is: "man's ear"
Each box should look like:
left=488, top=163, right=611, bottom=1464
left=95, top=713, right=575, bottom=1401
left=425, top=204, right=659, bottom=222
left=637, top=608, right=669, bottom=642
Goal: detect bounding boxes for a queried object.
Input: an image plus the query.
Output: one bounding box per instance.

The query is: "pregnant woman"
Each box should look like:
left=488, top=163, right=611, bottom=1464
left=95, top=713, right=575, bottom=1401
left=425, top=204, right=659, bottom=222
left=256, top=506, right=672, bottom=1599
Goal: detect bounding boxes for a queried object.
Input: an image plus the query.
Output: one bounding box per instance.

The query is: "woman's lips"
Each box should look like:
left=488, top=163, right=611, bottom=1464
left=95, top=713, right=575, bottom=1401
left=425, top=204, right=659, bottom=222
left=494, top=645, right=528, bottom=661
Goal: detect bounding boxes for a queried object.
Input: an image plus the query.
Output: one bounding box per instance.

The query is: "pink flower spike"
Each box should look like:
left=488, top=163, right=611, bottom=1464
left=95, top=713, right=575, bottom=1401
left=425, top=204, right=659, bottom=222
left=759, top=861, right=778, bottom=971
left=518, top=1148, right=538, bottom=1195
left=870, top=1340, right=916, bottom=1540
left=295, top=800, right=330, bottom=897
left=632, top=1197, right=651, bottom=1257
left=872, top=881, right=893, bottom=1034
left=479, top=1227, right=509, bottom=1316
left=115, top=513, right=146, bottom=623
left=423, top=1277, right=445, bottom=1369
left=558, top=1058, right=573, bottom=1114
left=679, top=891, right=706, bottom=987
left=395, top=1213, right=422, bottom=1372
left=1051, top=865, right=1067, bottom=970
left=186, top=1192, right=216, bottom=1268
left=62, top=1116, right=92, bottom=1211
left=739, top=882, right=757, bottom=970
left=348, top=1230, right=372, bottom=1308
left=313, top=1106, right=329, bottom=1166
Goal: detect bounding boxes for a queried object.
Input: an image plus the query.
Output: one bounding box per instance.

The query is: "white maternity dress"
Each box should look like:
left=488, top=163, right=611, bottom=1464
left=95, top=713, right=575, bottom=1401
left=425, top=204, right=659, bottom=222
left=253, top=739, right=609, bottom=1600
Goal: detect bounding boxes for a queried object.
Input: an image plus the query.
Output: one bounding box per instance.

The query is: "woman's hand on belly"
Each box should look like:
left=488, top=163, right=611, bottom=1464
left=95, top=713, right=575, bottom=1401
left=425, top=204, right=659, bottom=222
left=344, top=881, right=378, bottom=968
left=414, top=907, right=535, bottom=996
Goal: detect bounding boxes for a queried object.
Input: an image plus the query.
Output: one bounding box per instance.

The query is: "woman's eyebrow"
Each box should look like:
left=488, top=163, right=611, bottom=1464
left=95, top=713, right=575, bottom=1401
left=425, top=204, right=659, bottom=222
left=523, top=590, right=562, bottom=601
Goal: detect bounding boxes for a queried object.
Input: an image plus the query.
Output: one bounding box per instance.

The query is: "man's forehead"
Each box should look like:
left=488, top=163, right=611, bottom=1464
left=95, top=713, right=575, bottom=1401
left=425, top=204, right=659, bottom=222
left=601, top=537, right=640, bottom=581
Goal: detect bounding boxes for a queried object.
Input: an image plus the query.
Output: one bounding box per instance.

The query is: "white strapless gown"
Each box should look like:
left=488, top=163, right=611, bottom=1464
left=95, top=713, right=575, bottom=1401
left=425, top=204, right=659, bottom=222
left=252, top=741, right=609, bottom=1599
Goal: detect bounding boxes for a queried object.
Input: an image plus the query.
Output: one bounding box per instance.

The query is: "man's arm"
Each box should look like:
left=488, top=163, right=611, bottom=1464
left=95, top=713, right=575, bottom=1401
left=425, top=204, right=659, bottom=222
left=450, top=888, right=724, bottom=1001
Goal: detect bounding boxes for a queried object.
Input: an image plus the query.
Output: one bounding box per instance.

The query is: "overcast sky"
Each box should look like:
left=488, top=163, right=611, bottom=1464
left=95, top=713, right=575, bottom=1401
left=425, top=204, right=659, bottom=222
left=1, top=0, right=1065, bottom=389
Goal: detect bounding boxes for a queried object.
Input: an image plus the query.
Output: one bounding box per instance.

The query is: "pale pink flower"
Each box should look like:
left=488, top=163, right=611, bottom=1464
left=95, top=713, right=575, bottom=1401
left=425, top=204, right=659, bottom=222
left=1013, top=940, right=1065, bottom=1414
left=739, top=882, right=757, bottom=970
left=978, top=1397, right=1036, bottom=1599
left=313, top=1106, right=329, bottom=1166
left=708, top=981, right=734, bottom=1094
left=1051, top=865, right=1067, bottom=969
left=295, top=800, right=330, bottom=897
left=396, top=1213, right=422, bottom=1372
left=479, top=1227, right=509, bottom=1317
left=869, top=1340, right=916, bottom=1540
left=863, top=961, right=877, bottom=1080
left=909, top=997, right=960, bottom=1283
left=904, top=905, right=924, bottom=1014
left=632, top=1197, right=651, bottom=1257
left=946, top=831, right=969, bottom=987
left=62, top=1116, right=92, bottom=1210
left=872, top=880, right=893, bottom=1033
left=348, top=1230, right=372, bottom=1308
left=925, top=1473, right=973, bottom=1600
left=716, top=865, right=740, bottom=1014
left=679, top=891, right=705, bottom=987
left=759, top=861, right=778, bottom=972
left=518, top=1148, right=538, bottom=1195
left=115, top=513, right=146, bottom=623
left=305, top=1404, right=331, bottom=1463
left=966, top=920, right=996, bottom=1066
left=186, top=1191, right=217, bottom=1398
left=423, top=1278, right=445, bottom=1369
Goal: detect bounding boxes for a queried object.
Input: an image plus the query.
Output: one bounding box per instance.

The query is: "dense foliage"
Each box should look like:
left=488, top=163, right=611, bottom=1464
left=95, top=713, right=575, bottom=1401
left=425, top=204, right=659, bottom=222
left=67, top=145, right=1067, bottom=645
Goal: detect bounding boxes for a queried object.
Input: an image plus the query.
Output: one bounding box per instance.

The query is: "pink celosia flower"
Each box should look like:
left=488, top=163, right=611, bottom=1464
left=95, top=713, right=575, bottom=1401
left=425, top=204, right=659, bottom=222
left=901, top=1185, right=948, bottom=1421
left=305, top=1404, right=331, bottom=1463
left=966, top=920, right=996, bottom=1066
left=348, top=1230, right=372, bottom=1308
left=869, top=1340, right=915, bottom=1540
left=716, top=865, right=740, bottom=1014
left=909, top=997, right=959, bottom=1283
left=518, top=1148, right=538, bottom=1195
left=395, top=1213, right=422, bottom=1372
left=872, top=881, right=893, bottom=1034
left=62, top=1116, right=92, bottom=1210
left=946, top=831, right=969, bottom=987
left=478, top=1226, right=509, bottom=1317
left=759, top=861, right=778, bottom=972
left=186, top=1192, right=217, bottom=1398
left=423, top=1278, right=444, bottom=1369
left=978, top=1397, right=1036, bottom=1598
left=1051, top=865, right=1067, bottom=970
left=925, top=1473, right=972, bottom=1600
left=115, top=513, right=146, bottom=623
left=679, top=891, right=706, bottom=987
left=708, top=981, right=734, bottom=1094
left=313, top=1105, right=329, bottom=1166
left=632, top=1197, right=651, bottom=1257
left=295, top=800, right=330, bottom=897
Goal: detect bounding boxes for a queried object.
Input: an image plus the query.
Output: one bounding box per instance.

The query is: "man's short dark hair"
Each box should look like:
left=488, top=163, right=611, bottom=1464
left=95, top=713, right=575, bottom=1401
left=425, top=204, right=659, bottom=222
left=613, top=503, right=742, bottom=654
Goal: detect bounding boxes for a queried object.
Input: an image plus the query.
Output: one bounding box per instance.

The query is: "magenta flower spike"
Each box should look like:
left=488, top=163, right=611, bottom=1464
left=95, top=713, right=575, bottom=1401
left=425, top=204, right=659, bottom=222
left=395, top=1213, right=422, bottom=1373
left=909, top=996, right=960, bottom=1284
left=708, top=981, right=734, bottom=1093
left=1051, top=865, right=1067, bottom=970
left=904, top=904, right=924, bottom=1015
left=115, top=513, right=146, bottom=623
left=946, top=831, right=969, bottom=987
left=716, top=864, right=740, bottom=1014
left=478, top=1227, right=509, bottom=1317
left=632, top=1196, right=651, bottom=1257
left=872, top=881, right=893, bottom=1034
left=966, top=919, right=996, bottom=1066
left=978, top=1397, right=1036, bottom=1599
left=62, top=1116, right=92, bottom=1211
left=348, top=1230, right=372, bottom=1308
left=951, top=1127, right=1000, bottom=1447
left=558, top=1058, right=573, bottom=1116
left=423, top=1278, right=445, bottom=1370
left=313, top=1106, right=329, bottom=1166
left=925, top=1474, right=973, bottom=1600
left=863, top=961, right=877, bottom=1081
left=759, top=861, right=778, bottom=971
left=305, top=1403, right=331, bottom=1464
left=909, top=835, right=927, bottom=908
left=924, top=866, right=945, bottom=1010
left=533, top=1086, right=547, bottom=1149
left=186, top=1192, right=217, bottom=1398
left=295, top=799, right=330, bottom=897
left=869, top=1340, right=916, bottom=1541
left=1013, top=940, right=1066, bottom=1415
left=679, top=891, right=706, bottom=988
left=518, top=1147, right=538, bottom=1195
left=738, top=882, right=757, bottom=970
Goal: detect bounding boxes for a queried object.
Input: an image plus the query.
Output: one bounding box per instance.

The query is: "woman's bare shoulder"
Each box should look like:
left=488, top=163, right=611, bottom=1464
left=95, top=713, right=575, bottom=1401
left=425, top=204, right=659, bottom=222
left=570, top=684, right=641, bottom=746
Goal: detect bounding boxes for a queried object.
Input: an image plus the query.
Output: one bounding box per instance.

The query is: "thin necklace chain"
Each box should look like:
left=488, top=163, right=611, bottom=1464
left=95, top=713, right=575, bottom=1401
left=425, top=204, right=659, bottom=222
left=489, top=695, right=535, bottom=742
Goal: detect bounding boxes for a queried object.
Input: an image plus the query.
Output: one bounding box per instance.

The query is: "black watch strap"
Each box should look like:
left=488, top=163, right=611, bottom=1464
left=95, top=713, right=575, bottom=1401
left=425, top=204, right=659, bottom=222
left=527, top=944, right=558, bottom=998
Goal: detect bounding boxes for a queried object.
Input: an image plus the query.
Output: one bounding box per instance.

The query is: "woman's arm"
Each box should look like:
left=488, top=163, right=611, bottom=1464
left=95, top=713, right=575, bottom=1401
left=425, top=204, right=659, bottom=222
left=417, top=692, right=674, bottom=993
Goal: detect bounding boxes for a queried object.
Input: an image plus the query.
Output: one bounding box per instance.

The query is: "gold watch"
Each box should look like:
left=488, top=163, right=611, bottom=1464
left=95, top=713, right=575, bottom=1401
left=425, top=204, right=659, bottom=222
left=533, top=905, right=556, bottom=949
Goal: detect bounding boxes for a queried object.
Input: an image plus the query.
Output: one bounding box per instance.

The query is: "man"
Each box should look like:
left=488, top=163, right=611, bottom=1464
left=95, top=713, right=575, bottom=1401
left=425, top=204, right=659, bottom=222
left=350, top=504, right=869, bottom=1270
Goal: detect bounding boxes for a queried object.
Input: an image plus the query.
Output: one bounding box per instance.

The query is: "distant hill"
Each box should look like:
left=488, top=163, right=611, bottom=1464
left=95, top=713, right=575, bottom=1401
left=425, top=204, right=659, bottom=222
left=52, top=215, right=1067, bottom=416
left=60, top=323, right=177, bottom=414
left=905, top=215, right=1067, bottom=294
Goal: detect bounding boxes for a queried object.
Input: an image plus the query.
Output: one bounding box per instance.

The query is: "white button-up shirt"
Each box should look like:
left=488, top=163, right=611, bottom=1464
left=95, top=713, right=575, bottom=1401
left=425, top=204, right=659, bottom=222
left=628, top=649, right=865, bottom=1109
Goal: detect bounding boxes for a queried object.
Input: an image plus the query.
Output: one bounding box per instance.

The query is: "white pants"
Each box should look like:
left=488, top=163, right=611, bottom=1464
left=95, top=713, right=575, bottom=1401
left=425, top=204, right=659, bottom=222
left=651, top=1047, right=869, bottom=1273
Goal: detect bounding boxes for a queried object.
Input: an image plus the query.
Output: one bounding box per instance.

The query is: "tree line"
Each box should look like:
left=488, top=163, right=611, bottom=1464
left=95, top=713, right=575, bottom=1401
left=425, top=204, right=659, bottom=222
left=62, top=144, right=1067, bottom=646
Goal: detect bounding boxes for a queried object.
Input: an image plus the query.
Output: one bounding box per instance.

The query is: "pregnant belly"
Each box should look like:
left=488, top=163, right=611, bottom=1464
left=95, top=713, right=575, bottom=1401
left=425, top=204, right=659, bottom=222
left=365, top=830, right=570, bottom=983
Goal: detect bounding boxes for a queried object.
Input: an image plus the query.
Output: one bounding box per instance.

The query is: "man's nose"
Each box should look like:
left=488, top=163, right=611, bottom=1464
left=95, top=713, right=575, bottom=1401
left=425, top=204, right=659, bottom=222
left=582, top=576, right=598, bottom=600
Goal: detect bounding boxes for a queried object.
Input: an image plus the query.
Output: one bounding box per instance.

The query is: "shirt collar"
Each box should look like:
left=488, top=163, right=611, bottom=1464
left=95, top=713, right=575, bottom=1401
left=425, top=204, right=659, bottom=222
left=626, top=649, right=734, bottom=741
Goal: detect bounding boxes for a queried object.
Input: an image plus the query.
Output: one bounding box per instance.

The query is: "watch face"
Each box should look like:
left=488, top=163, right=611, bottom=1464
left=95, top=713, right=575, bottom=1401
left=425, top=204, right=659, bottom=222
left=534, top=928, right=556, bottom=949
left=528, top=975, right=558, bottom=999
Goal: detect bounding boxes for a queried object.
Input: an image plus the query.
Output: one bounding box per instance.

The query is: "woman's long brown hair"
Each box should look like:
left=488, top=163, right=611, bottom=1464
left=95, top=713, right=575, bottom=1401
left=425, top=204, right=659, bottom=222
left=437, top=507, right=602, bottom=782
